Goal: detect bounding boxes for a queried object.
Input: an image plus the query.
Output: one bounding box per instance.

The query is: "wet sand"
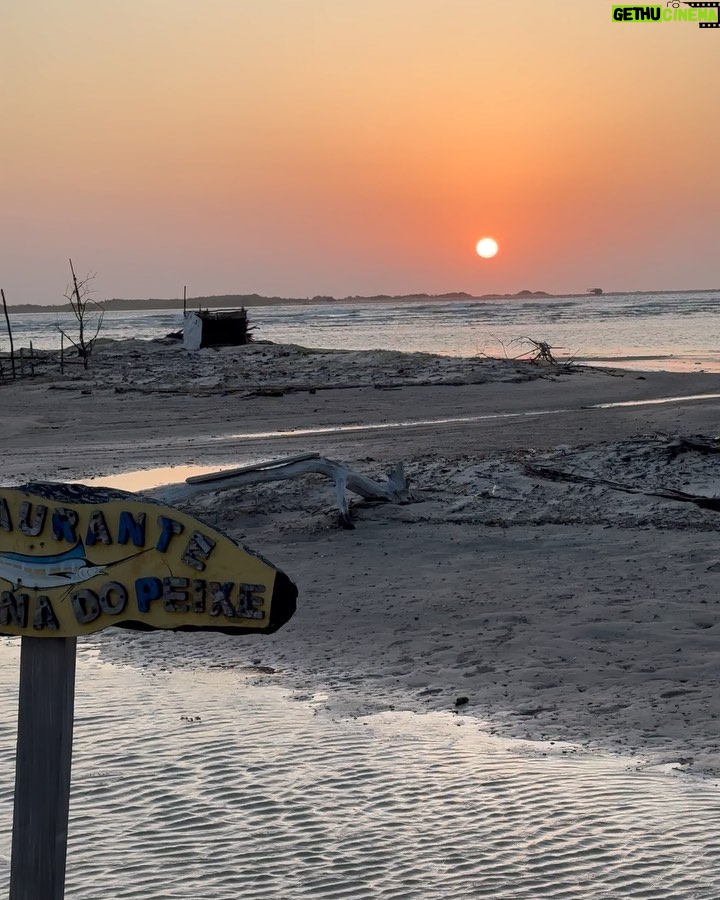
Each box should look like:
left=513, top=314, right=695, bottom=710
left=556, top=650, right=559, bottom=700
left=3, top=339, right=720, bottom=776
left=3, top=642, right=719, bottom=899
left=4, top=338, right=720, bottom=476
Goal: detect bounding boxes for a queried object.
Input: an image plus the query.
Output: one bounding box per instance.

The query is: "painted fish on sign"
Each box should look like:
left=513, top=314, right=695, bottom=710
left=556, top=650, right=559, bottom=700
left=0, top=483, right=297, bottom=637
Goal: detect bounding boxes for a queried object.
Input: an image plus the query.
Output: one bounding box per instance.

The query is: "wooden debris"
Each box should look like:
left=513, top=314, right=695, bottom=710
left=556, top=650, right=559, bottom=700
left=666, top=435, right=720, bottom=459
left=525, top=463, right=720, bottom=512
left=186, top=453, right=320, bottom=484
left=154, top=455, right=412, bottom=529
left=522, top=338, right=559, bottom=365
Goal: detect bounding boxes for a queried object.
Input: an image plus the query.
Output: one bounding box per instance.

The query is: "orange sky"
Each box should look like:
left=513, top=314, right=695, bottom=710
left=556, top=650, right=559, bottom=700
left=2, top=0, right=719, bottom=302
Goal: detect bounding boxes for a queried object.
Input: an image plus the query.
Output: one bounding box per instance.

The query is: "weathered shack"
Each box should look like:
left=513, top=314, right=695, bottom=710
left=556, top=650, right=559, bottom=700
left=183, top=308, right=250, bottom=351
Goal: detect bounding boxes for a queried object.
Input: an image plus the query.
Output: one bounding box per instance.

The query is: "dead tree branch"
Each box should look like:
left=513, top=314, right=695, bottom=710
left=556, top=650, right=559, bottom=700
left=525, top=463, right=720, bottom=512
left=476, top=336, right=579, bottom=369
left=55, top=259, right=104, bottom=369
left=519, top=338, right=560, bottom=365
left=476, top=335, right=536, bottom=362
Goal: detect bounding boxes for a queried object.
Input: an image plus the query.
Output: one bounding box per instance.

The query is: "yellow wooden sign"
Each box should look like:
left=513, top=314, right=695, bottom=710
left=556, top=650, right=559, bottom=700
left=0, top=484, right=297, bottom=637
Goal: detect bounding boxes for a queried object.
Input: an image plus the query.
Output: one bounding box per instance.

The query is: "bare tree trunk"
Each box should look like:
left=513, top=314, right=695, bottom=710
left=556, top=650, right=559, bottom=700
left=1, top=288, right=16, bottom=380
left=68, top=259, right=87, bottom=369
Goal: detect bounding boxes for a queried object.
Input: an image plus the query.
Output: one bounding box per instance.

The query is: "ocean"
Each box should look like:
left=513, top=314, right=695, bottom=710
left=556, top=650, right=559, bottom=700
left=4, top=289, right=720, bottom=371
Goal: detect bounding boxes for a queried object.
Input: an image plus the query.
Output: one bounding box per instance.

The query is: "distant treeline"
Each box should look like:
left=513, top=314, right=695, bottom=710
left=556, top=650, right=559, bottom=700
left=9, top=295, right=302, bottom=313
left=7, top=290, right=558, bottom=314
left=7, top=286, right=719, bottom=314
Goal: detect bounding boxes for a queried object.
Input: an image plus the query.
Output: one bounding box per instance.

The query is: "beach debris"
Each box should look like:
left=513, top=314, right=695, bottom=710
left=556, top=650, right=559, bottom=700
left=477, top=335, right=579, bottom=370
left=523, top=338, right=558, bottom=365
left=524, top=462, right=720, bottom=512
left=665, top=435, right=720, bottom=458
left=14, top=338, right=555, bottom=393
left=153, top=453, right=412, bottom=529
left=519, top=337, right=580, bottom=369
left=185, top=452, right=322, bottom=485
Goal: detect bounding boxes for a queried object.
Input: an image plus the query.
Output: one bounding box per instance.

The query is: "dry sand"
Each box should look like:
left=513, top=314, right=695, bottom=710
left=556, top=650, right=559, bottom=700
left=3, top=338, right=720, bottom=777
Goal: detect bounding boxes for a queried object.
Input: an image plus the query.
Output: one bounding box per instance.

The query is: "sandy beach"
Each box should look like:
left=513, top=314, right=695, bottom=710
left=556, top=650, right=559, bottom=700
left=4, top=338, right=720, bottom=780
left=6, top=1, right=719, bottom=892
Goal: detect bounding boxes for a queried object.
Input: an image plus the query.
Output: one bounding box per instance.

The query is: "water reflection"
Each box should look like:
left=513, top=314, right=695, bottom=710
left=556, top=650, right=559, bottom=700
left=76, top=463, right=262, bottom=492
left=0, top=642, right=718, bottom=898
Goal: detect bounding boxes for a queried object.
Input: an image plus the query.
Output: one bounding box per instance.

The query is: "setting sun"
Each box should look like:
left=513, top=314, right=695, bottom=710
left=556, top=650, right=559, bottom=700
left=475, top=237, right=499, bottom=259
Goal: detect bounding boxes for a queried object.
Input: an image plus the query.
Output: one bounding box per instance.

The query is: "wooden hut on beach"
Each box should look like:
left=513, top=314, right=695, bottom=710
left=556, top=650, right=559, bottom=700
left=182, top=308, right=250, bottom=350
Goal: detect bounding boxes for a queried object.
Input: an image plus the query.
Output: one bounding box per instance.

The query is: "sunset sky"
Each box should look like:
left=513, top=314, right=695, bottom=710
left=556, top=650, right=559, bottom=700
left=3, top=0, right=719, bottom=303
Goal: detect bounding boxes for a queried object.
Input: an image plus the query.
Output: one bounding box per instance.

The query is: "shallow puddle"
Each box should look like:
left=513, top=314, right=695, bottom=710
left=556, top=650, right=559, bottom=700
left=590, top=393, right=720, bottom=410
left=0, top=638, right=718, bottom=899
left=76, top=462, right=266, bottom=492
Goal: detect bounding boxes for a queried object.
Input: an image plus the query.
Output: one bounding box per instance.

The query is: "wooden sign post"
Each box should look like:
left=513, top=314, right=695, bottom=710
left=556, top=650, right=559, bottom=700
left=11, top=637, right=76, bottom=900
left=0, top=483, right=297, bottom=900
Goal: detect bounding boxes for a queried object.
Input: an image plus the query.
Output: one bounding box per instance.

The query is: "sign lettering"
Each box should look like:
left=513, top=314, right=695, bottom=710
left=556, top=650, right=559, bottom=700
left=0, top=485, right=297, bottom=637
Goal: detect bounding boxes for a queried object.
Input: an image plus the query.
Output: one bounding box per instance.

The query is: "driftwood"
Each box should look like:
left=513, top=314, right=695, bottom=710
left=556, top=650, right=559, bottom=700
left=525, top=463, right=720, bottom=512
left=153, top=455, right=412, bottom=529
left=521, top=338, right=559, bottom=365
left=186, top=452, right=320, bottom=484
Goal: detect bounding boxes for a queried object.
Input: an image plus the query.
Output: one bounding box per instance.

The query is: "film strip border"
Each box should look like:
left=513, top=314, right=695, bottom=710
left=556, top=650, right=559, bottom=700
left=685, top=1, right=720, bottom=27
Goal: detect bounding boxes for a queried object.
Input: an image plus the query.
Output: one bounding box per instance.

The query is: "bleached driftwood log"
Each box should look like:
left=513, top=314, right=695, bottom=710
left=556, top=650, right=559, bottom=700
left=152, top=455, right=412, bottom=529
